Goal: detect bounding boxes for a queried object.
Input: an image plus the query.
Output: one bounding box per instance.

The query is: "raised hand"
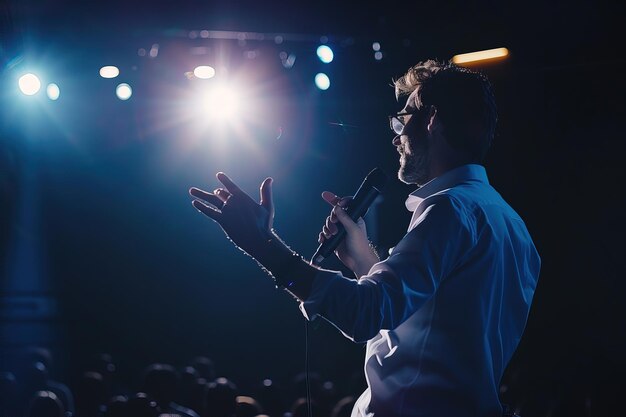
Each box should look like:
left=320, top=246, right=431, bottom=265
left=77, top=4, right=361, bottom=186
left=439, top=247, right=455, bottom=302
left=190, top=172, right=274, bottom=256
left=319, top=191, right=379, bottom=277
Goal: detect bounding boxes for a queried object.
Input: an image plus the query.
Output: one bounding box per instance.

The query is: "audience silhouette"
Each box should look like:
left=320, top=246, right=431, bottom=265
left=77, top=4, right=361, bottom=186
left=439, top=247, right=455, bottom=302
left=0, top=345, right=620, bottom=416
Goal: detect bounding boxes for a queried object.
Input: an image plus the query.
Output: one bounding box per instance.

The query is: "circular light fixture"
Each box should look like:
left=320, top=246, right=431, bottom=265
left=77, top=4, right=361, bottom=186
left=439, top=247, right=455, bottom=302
left=116, top=83, right=132, bottom=100
left=316, top=45, right=334, bottom=64
left=314, top=73, right=330, bottom=90
left=18, top=73, right=41, bottom=95
left=100, top=66, right=120, bottom=78
left=46, top=83, right=60, bottom=100
left=193, top=66, right=216, bottom=79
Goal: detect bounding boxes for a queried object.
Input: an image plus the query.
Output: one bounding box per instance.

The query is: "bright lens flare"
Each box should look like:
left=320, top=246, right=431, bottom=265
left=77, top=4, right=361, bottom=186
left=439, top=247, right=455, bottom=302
left=452, top=48, right=509, bottom=64
left=100, top=66, right=120, bottom=78
left=18, top=73, right=41, bottom=95
left=316, top=45, right=334, bottom=63
left=193, top=65, right=216, bottom=79
left=46, top=83, right=60, bottom=100
left=201, top=84, right=239, bottom=121
left=116, top=83, right=132, bottom=100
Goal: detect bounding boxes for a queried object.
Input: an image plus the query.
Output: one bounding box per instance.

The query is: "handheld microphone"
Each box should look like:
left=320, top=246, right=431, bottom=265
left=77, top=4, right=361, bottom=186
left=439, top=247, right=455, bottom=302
left=311, top=168, right=388, bottom=265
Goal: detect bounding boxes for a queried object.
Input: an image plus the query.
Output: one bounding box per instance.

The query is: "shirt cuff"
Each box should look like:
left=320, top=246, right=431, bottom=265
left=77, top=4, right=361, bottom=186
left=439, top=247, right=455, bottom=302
left=298, top=268, right=344, bottom=321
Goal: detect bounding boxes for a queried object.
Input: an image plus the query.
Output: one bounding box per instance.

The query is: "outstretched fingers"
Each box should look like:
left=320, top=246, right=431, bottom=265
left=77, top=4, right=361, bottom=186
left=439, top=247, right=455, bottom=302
left=192, top=199, right=220, bottom=220
left=216, top=172, right=244, bottom=196
left=189, top=187, right=224, bottom=208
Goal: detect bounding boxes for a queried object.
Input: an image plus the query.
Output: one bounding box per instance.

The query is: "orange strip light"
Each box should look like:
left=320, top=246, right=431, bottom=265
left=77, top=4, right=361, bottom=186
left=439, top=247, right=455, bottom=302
left=452, top=47, right=509, bottom=64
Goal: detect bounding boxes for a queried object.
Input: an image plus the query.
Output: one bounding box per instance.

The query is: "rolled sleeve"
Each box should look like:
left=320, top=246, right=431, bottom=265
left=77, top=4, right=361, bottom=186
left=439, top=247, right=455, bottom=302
left=300, top=196, right=474, bottom=342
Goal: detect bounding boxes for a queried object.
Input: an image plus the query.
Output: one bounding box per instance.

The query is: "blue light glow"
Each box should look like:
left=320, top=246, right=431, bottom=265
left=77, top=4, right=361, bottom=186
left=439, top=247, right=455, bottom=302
left=46, top=83, right=60, bottom=100
left=315, top=73, right=330, bottom=90
left=316, top=45, right=334, bottom=63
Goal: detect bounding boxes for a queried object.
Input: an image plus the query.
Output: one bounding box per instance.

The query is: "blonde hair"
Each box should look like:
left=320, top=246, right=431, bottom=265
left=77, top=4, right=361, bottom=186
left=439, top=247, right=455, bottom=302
left=393, top=59, right=447, bottom=103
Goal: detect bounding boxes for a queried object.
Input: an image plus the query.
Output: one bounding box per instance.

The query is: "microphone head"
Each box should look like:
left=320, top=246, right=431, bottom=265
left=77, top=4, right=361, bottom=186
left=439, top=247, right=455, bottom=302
left=364, top=167, right=388, bottom=192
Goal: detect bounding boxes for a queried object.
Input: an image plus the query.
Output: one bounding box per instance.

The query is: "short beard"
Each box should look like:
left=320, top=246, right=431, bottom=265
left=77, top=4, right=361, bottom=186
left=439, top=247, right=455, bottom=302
left=398, top=139, right=431, bottom=186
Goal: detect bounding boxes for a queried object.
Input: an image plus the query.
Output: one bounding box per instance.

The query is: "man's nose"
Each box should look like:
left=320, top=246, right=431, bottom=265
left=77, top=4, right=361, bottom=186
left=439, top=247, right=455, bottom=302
left=392, top=135, right=401, bottom=146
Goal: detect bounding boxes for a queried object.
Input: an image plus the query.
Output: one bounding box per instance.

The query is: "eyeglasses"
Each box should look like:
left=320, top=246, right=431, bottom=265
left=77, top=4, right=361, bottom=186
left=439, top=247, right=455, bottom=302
left=388, top=111, right=418, bottom=135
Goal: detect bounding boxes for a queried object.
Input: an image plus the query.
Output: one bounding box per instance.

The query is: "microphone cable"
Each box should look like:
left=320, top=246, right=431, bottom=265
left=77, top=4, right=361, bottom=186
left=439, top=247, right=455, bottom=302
left=305, top=317, right=313, bottom=417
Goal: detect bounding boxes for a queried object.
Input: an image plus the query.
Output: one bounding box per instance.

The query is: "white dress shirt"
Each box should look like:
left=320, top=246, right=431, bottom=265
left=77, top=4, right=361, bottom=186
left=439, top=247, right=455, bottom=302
left=300, top=164, right=541, bottom=417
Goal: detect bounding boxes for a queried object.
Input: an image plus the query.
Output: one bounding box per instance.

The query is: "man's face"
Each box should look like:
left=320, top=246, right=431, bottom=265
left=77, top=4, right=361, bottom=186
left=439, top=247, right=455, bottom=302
left=393, top=90, right=431, bottom=186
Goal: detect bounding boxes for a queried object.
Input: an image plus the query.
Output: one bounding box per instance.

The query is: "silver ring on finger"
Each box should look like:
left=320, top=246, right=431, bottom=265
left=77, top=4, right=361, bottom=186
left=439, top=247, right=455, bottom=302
left=215, top=189, right=230, bottom=201
left=221, top=193, right=233, bottom=210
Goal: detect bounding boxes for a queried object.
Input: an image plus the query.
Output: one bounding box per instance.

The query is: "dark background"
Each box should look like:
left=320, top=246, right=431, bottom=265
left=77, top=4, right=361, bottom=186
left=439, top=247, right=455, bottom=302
left=1, top=0, right=625, bottom=413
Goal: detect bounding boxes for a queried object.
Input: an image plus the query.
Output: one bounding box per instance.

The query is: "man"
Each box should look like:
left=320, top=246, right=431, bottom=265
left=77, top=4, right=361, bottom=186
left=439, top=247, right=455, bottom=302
left=189, top=60, right=540, bottom=417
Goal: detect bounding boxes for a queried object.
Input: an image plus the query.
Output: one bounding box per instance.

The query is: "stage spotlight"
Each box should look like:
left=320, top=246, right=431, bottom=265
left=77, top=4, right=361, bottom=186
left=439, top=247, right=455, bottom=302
left=374, top=52, right=383, bottom=61
left=201, top=84, right=239, bottom=121
left=18, top=73, right=41, bottom=96
left=116, top=83, right=132, bottom=100
left=193, top=65, right=216, bottom=79
left=316, top=45, right=334, bottom=63
left=100, top=66, right=120, bottom=78
left=46, top=83, right=60, bottom=100
left=315, top=73, right=330, bottom=90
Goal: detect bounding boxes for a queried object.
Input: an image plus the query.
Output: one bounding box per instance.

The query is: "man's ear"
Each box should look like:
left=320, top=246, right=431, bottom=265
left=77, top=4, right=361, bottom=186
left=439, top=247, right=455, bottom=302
left=426, top=106, right=439, bottom=134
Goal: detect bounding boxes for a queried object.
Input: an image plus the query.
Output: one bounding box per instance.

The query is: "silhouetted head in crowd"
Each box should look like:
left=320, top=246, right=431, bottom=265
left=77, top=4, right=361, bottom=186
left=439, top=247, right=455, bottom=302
left=235, top=395, right=262, bottom=417
left=127, top=392, right=160, bottom=417
left=23, top=360, right=49, bottom=390
left=13, top=351, right=48, bottom=412
left=255, top=378, right=285, bottom=417
left=16, top=356, right=75, bottom=416
left=177, top=366, right=201, bottom=409
left=25, top=390, right=65, bottom=417
left=180, top=366, right=199, bottom=384
left=88, top=353, right=116, bottom=382
left=203, top=377, right=237, bottom=417
left=102, top=395, right=128, bottom=417
left=292, top=371, right=322, bottom=400
left=103, top=395, right=128, bottom=417
left=290, top=397, right=322, bottom=417
left=191, top=356, right=216, bottom=381
left=331, top=396, right=357, bottom=417
left=317, top=380, right=339, bottom=412
left=183, top=377, right=209, bottom=416
left=23, top=346, right=53, bottom=370
left=75, top=371, right=107, bottom=417
left=176, top=366, right=200, bottom=407
left=143, top=363, right=179, bottom=406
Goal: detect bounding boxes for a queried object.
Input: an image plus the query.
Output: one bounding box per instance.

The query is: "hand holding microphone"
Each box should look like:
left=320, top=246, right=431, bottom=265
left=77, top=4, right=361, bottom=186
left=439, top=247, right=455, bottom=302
left=312, top=168, right=388, bottom=276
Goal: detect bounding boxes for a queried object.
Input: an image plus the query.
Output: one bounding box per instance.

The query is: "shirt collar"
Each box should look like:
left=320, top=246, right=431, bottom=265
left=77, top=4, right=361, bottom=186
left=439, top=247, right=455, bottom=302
left=405, top=164, right=489, bottom=212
